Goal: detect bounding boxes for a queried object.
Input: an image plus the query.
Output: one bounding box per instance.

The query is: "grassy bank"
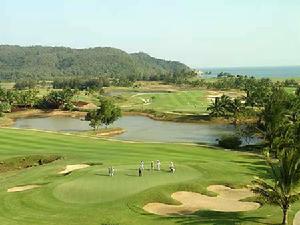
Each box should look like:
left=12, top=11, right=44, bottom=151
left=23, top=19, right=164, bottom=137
left=0, top=128, right=298, bottom=225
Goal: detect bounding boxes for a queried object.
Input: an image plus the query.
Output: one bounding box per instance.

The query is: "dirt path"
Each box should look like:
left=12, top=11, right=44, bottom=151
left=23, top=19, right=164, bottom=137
left=143, top=185, right=260, bottom=216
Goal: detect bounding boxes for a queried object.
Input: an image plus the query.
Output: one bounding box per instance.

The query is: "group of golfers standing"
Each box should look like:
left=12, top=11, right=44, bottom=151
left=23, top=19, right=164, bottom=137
left=138, top=160, right=175, bottom=176
left=108, top=160, right=175, bottom=177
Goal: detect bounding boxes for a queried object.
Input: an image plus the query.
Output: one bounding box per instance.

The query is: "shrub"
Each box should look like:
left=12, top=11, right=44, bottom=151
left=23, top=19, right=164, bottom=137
left=0, top=102, right=11, bottom=116
left=218, top=135, right=242, bottom=149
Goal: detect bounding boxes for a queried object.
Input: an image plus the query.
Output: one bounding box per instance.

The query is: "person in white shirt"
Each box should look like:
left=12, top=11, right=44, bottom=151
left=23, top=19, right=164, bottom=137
left=169, top=162, right=175, bottom=173
left=156, top=160, right=161, bottom=171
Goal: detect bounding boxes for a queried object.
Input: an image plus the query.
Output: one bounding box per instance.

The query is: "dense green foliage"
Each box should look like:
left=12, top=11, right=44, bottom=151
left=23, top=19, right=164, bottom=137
left=248, top=84, right=300, bottom=224
left=252, top=119, right=300, bottom=224
left=0, top=45, right=191, bottom=81
left=14, top=79, right=37, bottom=90
left=85, top=97, right=121, bottom=129
left=218, top=135, right=242, bottom=149
left=0, top=102, right=11, bottom=116
left=258, top=87, right=300, bottom=150
left=37, top=89, right=76, bottom=109
left=207, top=95, right=244, bottom=119
left=15, top=89, right=39, bottom=107
left=53, top=77, right=110, bottom=90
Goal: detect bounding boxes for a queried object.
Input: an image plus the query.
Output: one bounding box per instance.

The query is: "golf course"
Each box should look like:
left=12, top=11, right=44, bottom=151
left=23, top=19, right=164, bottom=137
left=0, top=128, right=298, bottom=225
left=1, top=1, right=300, bottom=223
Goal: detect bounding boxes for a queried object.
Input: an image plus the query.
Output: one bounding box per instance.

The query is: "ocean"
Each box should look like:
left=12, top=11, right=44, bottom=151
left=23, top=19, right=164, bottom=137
left=199, top=65, right=300, bottom=78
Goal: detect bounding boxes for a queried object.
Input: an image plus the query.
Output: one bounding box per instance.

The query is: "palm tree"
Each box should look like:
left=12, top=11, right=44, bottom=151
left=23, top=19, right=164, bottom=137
left=207, top=97, right=226, bottom=117
left=207, top=95, right=232, bottom=117
left=252, top=148, right=300, bottom=224
left=228, top=97, right=244, bottom=125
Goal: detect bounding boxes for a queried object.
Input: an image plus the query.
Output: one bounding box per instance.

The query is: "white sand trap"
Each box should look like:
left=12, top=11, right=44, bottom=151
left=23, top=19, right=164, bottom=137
left=58, top=164, right=90, bottom=174
left=7, top=185, right=41, bottom=193
left=143, top=185, right=260, bottom=216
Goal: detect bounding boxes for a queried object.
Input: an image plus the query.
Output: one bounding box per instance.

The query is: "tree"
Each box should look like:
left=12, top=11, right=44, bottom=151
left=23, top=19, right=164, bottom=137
left=258, top=87, right=292, bottom=150
left=37, top=89, right=75, bottom=109
left=207, top=95, right=237, bottom=118
left=296, top=86, right=300, bottom=96
left=0, top=89, right=15, bottom=105
left=252, top=148, right=300, bottom=224
left=16, top=89, right=39, bottom=108
left=228, top=98, right=244, bottom=124
left=85, top=97, right=121, bottom=130
left=207, top=97, right=225, bottom=117
left=85, top=110, right=102, bottom=130
left=0, top=102, right=11, bottom=117
left=237, top=124, right=257, bottom=145
left=0, top=45, right=191, bottom=81
left=14, top=80, right=37, bottom=90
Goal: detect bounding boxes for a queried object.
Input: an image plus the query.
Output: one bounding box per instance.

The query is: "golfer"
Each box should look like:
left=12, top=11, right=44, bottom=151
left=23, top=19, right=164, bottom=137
left=169, top=162, right=175, bottom=173
left=140, top=160, right=144, bottom=170
left=108, top=167, right=111, bottom=176
left=150, top=161, right=154, bottom=171
left=156, top=160, right=161, bottom=171
left=111, top=166, right=115, bottom=176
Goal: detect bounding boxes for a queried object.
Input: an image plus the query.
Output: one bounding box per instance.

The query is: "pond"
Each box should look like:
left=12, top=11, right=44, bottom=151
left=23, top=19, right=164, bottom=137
left=12, top=115, right=259, bottom=145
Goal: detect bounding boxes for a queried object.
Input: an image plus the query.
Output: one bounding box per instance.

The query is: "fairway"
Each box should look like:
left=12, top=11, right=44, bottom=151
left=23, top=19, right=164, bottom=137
left=0, top=128, right=298, bottom=225
left=119, top=90, right=210, bottom=114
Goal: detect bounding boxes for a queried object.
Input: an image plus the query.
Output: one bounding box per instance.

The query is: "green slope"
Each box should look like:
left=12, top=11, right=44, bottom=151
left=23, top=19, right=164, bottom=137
left=0, top=128, right=298, bottom=225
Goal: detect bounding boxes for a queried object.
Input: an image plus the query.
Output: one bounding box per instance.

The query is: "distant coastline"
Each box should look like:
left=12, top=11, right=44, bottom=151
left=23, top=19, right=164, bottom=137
left=198, top=65, right=300, bottom=78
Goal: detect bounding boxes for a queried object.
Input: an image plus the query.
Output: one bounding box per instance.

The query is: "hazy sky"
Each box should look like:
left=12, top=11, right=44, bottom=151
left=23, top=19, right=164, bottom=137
left=1, top=0, right=300, bottom=67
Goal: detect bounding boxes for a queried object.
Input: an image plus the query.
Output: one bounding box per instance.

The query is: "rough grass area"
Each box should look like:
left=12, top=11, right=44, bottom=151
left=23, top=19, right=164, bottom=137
left=0, top=128, right=299, bottom=225
left=0, top=155, right=61, bottom=172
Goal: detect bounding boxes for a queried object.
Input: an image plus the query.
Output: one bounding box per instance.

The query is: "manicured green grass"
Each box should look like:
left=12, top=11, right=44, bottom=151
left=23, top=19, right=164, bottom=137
left=0, top=128, right=299, bottom=225
left=119, top=90, right=210, bottom=114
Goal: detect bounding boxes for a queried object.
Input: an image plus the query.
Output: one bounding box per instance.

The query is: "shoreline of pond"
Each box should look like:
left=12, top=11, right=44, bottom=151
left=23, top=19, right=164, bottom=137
left=9, top=113, right=261, bottom=146
left=0, top=109, right=241, bottom=127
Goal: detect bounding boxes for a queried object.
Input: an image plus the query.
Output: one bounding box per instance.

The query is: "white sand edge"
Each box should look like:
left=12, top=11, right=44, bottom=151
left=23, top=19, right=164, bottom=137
left=7, top=185, right=41, bottom=193
left=58, top=164, right=90, bottom=174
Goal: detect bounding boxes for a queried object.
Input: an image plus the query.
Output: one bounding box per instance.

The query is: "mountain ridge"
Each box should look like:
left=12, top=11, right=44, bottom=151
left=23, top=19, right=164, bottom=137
left=0, top=45, right=191, bottom=80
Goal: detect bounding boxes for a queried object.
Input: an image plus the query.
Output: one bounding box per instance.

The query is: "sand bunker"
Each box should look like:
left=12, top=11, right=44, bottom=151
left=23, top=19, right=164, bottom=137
left=294, top=211, right=300, bottom=225
left=206, top=90, right=245, bottom=102
left=58, top=164, right=90, bottom=174
left=143, top=185, right=260, bottom=216
left=7, top=185, right=41, bottom=193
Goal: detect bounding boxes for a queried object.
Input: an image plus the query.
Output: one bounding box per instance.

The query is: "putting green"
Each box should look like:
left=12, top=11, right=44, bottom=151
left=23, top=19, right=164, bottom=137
left=53, top=165, right=200, bottom=203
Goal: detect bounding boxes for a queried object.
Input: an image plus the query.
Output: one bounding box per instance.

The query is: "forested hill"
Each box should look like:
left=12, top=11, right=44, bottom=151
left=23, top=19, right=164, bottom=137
left=0, top=45, right=191, bottom=80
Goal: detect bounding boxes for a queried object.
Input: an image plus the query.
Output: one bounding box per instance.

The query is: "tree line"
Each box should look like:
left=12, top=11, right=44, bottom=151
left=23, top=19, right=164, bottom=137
left=0, top=87, right=77, bottom=115
left=0, top=45, right=191, bottom=81
left=0, top=86, right=121, bottom=129
left=206, top=79, right=300, bottom=224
